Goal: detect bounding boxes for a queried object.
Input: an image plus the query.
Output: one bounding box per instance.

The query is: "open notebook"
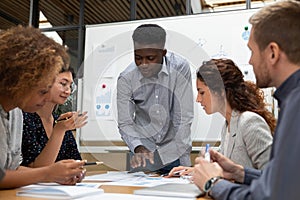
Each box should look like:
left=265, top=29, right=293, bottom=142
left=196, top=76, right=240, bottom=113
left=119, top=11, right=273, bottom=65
left=133, top=183, right=205, bottom=199
left=16, top=184, right=104, bottom=199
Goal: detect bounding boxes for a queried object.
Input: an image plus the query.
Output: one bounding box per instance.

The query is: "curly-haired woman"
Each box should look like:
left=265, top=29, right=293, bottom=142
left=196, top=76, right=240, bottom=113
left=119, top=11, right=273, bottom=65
left=0, top=26, right=85, bottom=189
left=195, top=58, right=275, bottom=169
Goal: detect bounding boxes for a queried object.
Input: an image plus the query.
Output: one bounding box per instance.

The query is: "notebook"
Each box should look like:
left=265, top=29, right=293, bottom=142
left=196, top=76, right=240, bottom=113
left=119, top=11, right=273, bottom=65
left=16, top=184, right=104, bottom=199
left=133, top=183, right=205, bottom=198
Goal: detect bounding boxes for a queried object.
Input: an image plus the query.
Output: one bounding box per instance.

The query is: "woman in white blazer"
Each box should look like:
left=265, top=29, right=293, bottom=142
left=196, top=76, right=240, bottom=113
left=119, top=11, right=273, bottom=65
left=196, top=59, right=276, bottom=169
left=167, top=58, right=276, bottom=177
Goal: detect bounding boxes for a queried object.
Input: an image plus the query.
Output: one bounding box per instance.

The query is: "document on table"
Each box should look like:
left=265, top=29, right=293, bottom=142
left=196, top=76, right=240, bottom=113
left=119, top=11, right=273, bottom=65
left=83, top=171, right=147, bottom=182
left=21, top=182, right=102, bottom=188
left=84, top=171, right=191, bottom=187
left=101, top=175, right=190, bottom=187
left=134, top=183, right=204, bottom=198
left=16, top=183, right=103, bottom=199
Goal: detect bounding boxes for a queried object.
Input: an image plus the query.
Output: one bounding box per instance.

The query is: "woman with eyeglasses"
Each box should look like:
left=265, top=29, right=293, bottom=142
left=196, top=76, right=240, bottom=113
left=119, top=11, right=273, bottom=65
left=21, top=67, right=88, bottom=168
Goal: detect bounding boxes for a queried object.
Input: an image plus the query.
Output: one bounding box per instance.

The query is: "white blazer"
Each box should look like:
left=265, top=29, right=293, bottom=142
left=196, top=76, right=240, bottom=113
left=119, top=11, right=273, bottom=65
left=219, top=110, right=273, bottom=169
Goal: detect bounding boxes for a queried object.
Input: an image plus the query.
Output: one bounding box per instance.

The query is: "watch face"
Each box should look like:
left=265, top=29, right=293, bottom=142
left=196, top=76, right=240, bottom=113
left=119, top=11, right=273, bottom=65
left=204, top=176, right=222, bottom=192
left=204, top=179, right=212, bottom=192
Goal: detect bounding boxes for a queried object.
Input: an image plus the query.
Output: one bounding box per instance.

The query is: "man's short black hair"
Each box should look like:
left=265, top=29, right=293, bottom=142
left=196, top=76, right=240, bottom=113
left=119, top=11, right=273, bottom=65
left=132, top=24, right=166, bottom=46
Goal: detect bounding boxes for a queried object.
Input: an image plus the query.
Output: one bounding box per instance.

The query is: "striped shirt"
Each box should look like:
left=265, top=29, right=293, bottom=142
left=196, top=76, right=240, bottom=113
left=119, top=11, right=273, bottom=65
left=117, top=52, right=194, bottom=166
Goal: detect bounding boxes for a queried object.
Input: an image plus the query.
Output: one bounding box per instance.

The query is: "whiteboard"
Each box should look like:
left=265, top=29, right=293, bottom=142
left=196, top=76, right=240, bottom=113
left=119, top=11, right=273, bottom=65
left=78, top=8, right=259, bottom=152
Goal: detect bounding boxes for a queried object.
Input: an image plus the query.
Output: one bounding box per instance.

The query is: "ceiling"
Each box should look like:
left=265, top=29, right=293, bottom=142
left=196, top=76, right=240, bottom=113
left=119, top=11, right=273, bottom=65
left=0, top=0, right=200, bottom=50
left=0, top=0, right=194, bottom=30
left=0, top=0, right=268, bottom=30
left=0, top=0, right=30, bottom=29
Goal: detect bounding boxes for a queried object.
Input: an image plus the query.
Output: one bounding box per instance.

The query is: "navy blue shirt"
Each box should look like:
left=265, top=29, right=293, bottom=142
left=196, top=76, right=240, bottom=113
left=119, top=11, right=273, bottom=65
left=21, top=112, right=81, bottom=166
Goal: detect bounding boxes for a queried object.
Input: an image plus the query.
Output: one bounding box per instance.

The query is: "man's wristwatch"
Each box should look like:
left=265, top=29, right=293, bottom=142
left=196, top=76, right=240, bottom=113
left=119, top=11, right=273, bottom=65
left=203, top=176, right=223, bottom=193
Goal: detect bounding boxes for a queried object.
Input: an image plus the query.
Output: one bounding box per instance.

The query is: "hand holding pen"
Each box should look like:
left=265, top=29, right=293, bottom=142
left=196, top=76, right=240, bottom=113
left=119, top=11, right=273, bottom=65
left=72, top=160, right=104, bottom=182
left=197, top=143, right=211, bottom=162
left=54, top=111, right=88, bottom=132
left=84, top=161, right=104, bottom=166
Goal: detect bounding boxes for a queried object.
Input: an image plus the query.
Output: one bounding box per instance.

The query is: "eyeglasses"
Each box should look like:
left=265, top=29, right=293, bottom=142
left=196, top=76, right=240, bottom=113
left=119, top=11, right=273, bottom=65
left=58, top=81, right=77, bottom=94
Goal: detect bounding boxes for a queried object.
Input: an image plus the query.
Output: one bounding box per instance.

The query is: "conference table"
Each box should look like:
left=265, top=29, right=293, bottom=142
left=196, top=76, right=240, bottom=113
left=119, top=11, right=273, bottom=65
left=0, top=171, right=211, bottom=200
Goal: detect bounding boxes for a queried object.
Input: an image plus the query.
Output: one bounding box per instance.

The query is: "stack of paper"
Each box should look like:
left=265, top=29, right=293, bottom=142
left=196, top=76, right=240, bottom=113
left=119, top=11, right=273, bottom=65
left=16, top=184, right=104, bottom=199
left=133, top=183, right=204, bottom=198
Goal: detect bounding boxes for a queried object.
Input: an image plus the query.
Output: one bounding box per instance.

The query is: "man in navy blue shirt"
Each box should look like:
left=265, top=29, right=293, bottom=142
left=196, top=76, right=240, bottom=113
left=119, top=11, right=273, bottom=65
left=192, top=1, right=300, bottom=199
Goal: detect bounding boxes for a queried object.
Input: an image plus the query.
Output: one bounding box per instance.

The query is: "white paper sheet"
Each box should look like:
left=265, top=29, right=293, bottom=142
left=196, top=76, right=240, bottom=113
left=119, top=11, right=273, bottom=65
left=101, top=176, right=190, bottom=187
left=84, top=171, right=147, bottom=182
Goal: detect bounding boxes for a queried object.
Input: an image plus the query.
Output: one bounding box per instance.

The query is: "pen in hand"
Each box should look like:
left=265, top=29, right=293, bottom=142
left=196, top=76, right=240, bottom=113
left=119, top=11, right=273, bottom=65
left=161, top=169, right=187, bottom=177
left=84, top=161, right=104, bottom=166
left=54, top=113, right=84, bottom=124
left=55, top=117, right=69, bottom=123
left=172, top=169, right=187, bottom=177
left=204, top=143, right=210, bottom=162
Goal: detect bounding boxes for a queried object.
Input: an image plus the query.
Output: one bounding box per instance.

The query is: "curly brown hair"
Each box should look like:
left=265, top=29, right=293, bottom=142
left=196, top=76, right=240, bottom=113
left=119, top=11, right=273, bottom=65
left=197, top=58, right=276, bottom=134
left=0, top=25, right=69, bottom=105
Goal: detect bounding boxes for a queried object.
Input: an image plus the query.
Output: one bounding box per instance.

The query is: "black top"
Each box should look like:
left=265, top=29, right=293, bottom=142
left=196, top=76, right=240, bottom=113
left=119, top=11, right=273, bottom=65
left=21, top=112, right=81, bottom=166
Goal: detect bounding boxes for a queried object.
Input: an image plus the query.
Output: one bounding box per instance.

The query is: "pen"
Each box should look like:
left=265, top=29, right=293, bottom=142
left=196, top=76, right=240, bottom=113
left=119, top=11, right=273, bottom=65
left=173, top=169, right=187, bottom=176
left=55, top=117, right=69, bottom=123
left=204, top=143, right=210, bottom=162
left=161, top=169, right=187, bottom=177
left=54, top=113, right=83, bottom=124
left=84, top=161, right=104, bottom=166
